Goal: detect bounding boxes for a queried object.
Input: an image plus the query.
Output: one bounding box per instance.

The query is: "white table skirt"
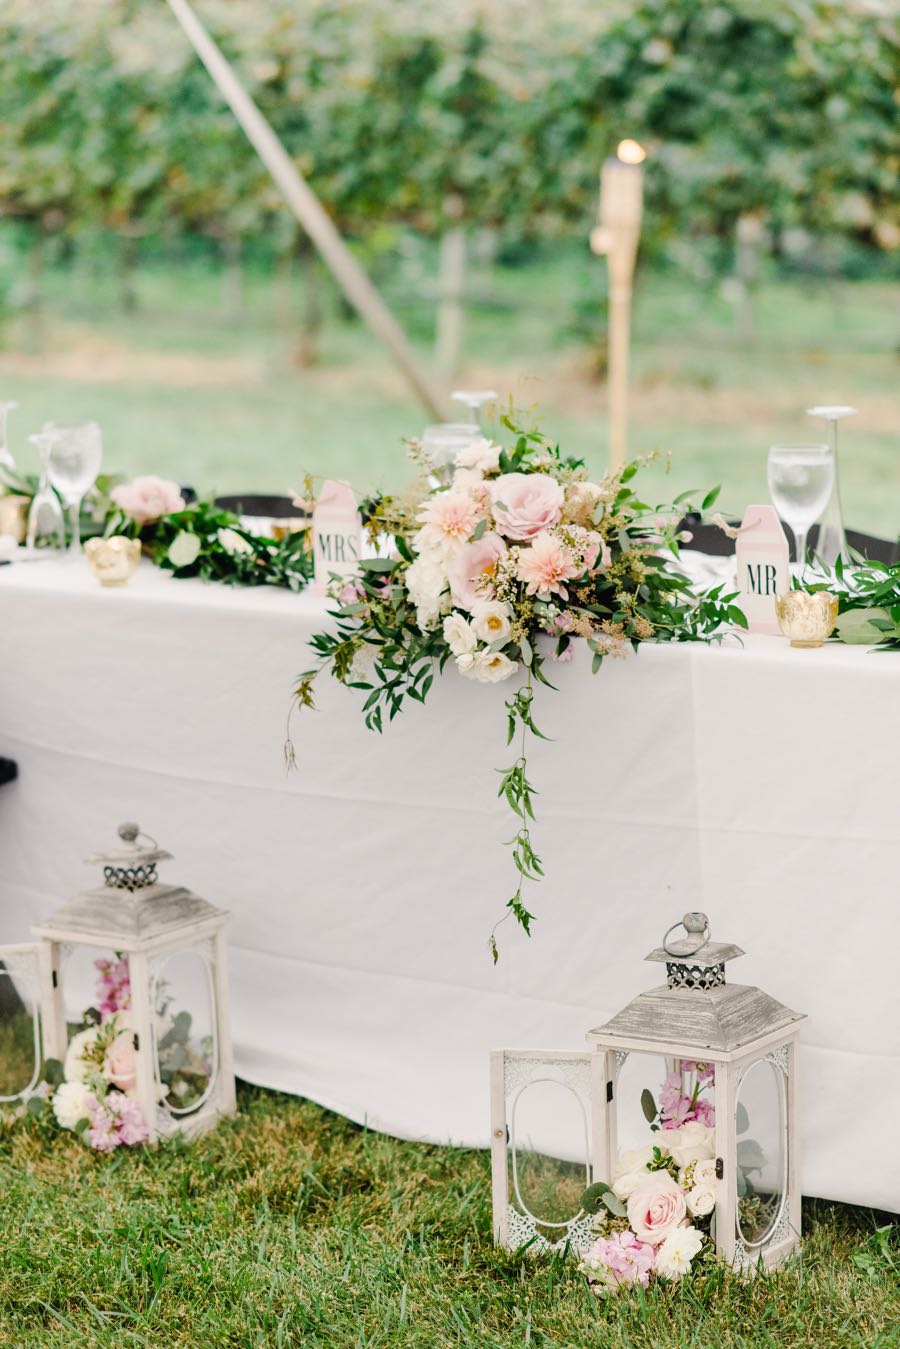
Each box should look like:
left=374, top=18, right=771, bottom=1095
left=0, top=557, right=897, bottom=1211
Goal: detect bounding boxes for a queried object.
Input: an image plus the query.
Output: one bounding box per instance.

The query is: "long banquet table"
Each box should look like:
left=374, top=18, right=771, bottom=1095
left=0, top=557, right=897, bottom=1211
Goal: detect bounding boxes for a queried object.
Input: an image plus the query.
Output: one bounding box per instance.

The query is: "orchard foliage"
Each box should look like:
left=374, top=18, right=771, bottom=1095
left=0, top=0, right=897, bottom=255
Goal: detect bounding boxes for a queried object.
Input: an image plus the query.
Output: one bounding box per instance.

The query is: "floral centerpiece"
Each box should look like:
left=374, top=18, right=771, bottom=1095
left=579, top=1058, right=766, bottom=1292
left=15, top=953, right=212, bottom=1152
left=292, top=417, right=744, bottom=956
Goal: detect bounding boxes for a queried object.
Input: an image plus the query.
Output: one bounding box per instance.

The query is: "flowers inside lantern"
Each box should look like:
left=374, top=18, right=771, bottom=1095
left=491, top=912, right=805, bottom=1282
left=19, top=822, right=236, bottom=1146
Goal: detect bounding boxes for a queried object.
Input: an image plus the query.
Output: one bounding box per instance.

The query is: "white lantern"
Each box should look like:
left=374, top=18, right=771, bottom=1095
left=492, top=912, right=805, bottom=1272
left=23, top=822, right=236, bottom=1141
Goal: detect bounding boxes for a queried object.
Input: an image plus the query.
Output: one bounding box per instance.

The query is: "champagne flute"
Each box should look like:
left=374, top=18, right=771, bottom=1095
left=767, top=444, right=833, bottom=577
left=25, top=431, right=66, bottom=551
left=43, top=421, right=102, bottom=553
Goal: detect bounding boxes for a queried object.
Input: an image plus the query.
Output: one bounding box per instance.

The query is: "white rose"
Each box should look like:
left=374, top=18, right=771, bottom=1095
left=654, top=1225, right=705, bottom=1280
left=471, top=601, right=511, bottom=644
left=405, top=552, right=450, bottom=630
left=612, top=1171, right=649, bottom=1201
left=614, top=1146, right=656, bottom=1178
left=217, top=527, right=254, bottom=556
left=52, top=1080, right=94, bottom=1131
left=456, top=652, right=477, bottom=674
left=455, top=438, right=501, bottom=473
left=63, top=1025, right=101, bottom=1084
left=443, top=612, right=477, bottom=657
left=663, top=1121, right=716, bottom=1168
left=690, top=1158, right=717, bottom=1189
left=470, top=650, right=518, bottom=683
left=686, top=1185, right=716, bottom=1217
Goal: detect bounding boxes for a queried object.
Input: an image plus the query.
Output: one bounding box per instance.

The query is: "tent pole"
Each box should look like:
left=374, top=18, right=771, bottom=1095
left=164, top=0, right=445, bottom=420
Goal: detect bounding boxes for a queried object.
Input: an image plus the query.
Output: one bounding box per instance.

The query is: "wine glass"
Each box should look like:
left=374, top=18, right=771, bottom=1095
left=43, top=421, right=102, bottom=553
left=767, top=444, right=834, bottom=577
left=0, top=401, right=17, bottom=476
left=806, top=405, right=858, bottom=567
left=421, top=421, right=480, bottom=484
left=25, top=431, right=66, bottom=552
left=451, top=389, right=498, bottom=432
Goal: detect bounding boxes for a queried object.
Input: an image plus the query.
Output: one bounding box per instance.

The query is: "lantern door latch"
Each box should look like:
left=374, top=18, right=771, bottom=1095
left=606, top=1080, right=614, bottom=1103
left=715, top=1157, right=724, bottom=1180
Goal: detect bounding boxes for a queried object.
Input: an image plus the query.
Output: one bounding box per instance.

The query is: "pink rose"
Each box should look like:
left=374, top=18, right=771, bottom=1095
left=104, top=1030, right=138, bottom=1096
left=627, top=1173, right=688, bottom=1246
left=490, top=473, right=563, bottom=541
left=111, top=475, right=185, bottom=525
left=446, top=532, right=508, bottom=611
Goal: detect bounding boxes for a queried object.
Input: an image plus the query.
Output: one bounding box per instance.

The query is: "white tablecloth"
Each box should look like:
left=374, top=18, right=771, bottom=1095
left=0, top=558, right=897, bottom=1211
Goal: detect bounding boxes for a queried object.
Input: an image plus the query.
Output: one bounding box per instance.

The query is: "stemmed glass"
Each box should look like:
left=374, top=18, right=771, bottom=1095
left=0, top=401, right=17, bottom=476
left=806, top=405, right=857, bottom=567
left=451, top=389, right=498, bottom=432
left=767, top=444, right=834, bottom=577
left=421, top=421, right=481, bottom=484
left=25, top=431, right=66, bottom=552
left=43, top=421, right=103, bottom=553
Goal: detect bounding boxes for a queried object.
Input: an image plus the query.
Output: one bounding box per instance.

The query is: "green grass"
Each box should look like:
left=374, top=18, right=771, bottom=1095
left=1, top=241, right=898, bottom=537
left=0, top=1083, right=897, bottom=1348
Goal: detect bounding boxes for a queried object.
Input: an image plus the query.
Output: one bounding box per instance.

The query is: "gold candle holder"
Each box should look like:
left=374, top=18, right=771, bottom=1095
left=85, top=536, right=142, bottom=587
left=774, top=590, right=839, bottom=648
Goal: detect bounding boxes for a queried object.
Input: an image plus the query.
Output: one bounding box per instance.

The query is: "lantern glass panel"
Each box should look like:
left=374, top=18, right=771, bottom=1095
left=60, top=944, right=128, bottom=1034
left=0, top=948, right=42, bottom=1104
left=508, top=1077, right=590, bottom=1230
left=615, top=1051, right=716, bottom=1146
left=151, top=946, right=217, bottom=1117
left=735, top=1052, right=788, bottom=1249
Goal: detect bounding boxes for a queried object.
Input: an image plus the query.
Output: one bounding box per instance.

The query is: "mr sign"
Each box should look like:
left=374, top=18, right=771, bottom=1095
left=312, top=480, right=362, bottom=595
left=735, top=505, right=790, bottom=635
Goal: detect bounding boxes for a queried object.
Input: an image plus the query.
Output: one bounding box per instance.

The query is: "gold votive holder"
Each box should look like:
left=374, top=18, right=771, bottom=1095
left=0, top=493, right=30, bottom=544
left=774, top=590, right=839, bottom=648
left=85, top=535, right=142, bottom=587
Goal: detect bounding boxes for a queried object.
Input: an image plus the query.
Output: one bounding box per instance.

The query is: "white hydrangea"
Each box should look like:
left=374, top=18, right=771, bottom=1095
left=405, top=551, right=450, bottom=630
left=52, top=1080, right=94, bottom=1131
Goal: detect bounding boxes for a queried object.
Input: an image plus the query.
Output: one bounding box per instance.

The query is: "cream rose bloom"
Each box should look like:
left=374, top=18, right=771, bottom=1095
left=217, top=527, right=254, bottom=556
left=63, top=1025, right=101, bottom=1084
left=686, top=1185, right=716, bottom=1217
left=654, top=1225, right=705, bottom=1280
left=612, top=1170, right=650, bottom=1201
left=443, top=612, right=477, bottom=658
left=614, top=1146, right=657, bottom=1177
left=459, top=650, right=518, bottom=683
left=471, top=601, right=511, bottom=644
left=626, top=1172, right=687, bottom=1246
left=664, top=1121, right=716, bottom=1168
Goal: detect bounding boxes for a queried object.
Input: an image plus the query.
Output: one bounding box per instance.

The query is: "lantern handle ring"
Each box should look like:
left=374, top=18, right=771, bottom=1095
left=662, top=914, right=709, bottom=957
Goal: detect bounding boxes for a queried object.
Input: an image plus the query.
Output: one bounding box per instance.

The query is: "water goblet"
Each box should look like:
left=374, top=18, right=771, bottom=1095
left=451, top=389, right=498, bottom=432
left=25, top=432, right=66, bottom=552
left=806, top=405, right=857, bottom=567
left=421, top=421, right=480, bottom=484
left=43, top=421, right=103, bottom=553
left=767, top=444, right=834, bottom=577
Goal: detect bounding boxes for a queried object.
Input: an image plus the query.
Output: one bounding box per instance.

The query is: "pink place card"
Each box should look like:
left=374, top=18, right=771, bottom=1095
left=312, top=480, right=362, bottom=595
left=735, top=505, right=790, bottom=635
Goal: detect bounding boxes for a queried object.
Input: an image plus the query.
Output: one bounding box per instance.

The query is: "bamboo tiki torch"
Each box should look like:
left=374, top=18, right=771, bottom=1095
left=590, top=139, right=646, bottom=471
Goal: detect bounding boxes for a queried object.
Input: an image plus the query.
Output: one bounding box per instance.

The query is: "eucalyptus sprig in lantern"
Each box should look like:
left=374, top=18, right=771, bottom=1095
left=27, top=822, right=236, bottom=1142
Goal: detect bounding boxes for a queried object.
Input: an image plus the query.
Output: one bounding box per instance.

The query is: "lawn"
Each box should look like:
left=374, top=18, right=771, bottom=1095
left=0, top=1082, right=896, bottom=1348
left=1, top=240, right=898, bottom=538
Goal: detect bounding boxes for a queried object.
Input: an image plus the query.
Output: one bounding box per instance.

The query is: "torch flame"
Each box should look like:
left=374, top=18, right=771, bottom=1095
left=616, top=139, right=646, bottom=165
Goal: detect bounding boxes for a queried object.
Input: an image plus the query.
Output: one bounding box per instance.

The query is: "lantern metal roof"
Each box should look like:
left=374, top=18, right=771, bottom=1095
left=31, top=823, right=228, bottom=950
left=587, top=912, right=804, bottom=1056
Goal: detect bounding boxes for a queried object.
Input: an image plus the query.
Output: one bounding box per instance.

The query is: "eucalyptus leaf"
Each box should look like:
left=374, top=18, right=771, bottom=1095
left=835, top=607, right=893, bottom=645
left=736, top=1101, right=750, bottom=1135
left=601, top=1191, right=627, bottom=1217
left=640, top=1088, right=658, bottom=1124
left=43, top=1058, right=64, bottom=1087
left=737, top=1138, right=766, bottom=1172
left=579, top=1181, right=611, bottom=1214
left=26, top=1095, right=47, bottom=1117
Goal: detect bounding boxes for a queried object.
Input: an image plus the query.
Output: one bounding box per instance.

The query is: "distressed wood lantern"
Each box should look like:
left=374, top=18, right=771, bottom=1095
left=492, top=913, right=805, bottom=1271
left=25, top=822, right=236, bottom=1141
